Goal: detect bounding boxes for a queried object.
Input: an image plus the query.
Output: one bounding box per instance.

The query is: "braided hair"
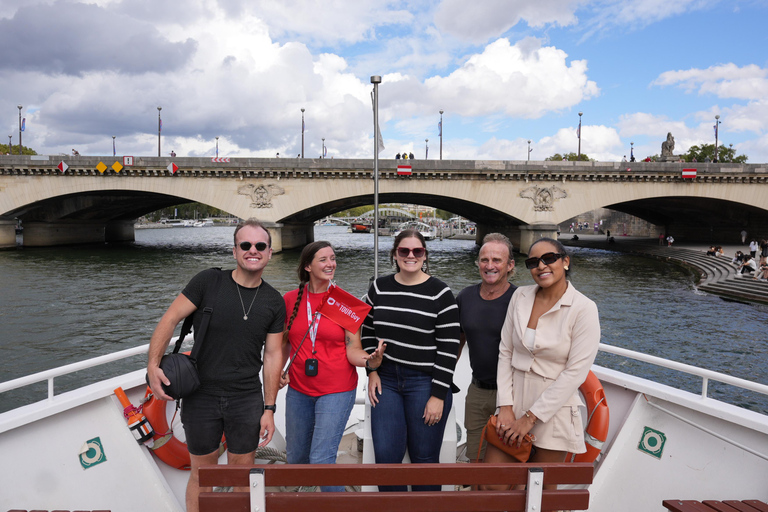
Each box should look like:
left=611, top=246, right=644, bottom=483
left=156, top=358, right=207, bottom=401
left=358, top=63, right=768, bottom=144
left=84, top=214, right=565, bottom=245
left=284, top=241, right=334, bottom=344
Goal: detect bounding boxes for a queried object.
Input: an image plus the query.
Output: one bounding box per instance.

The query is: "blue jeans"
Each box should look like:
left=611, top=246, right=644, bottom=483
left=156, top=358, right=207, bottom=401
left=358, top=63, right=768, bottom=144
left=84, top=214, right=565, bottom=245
left=371, top=363, right=453, bottom=492
left=285, top=386, right=355, bottom=492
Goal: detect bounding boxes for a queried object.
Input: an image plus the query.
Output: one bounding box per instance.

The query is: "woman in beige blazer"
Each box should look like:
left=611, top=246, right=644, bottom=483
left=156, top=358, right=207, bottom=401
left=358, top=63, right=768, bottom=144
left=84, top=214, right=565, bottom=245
left=486, top=237, right=600, bottom=467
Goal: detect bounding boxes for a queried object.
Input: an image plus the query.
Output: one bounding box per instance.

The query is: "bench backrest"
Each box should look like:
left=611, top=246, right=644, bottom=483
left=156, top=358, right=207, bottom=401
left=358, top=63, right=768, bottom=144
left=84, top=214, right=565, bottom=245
left=199, top=462, right=593, bottom=512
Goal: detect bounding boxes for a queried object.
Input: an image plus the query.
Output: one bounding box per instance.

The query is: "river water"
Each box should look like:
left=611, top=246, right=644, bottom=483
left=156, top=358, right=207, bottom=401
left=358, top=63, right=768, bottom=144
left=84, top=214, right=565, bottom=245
left=1, top=225, right=766, bottom=413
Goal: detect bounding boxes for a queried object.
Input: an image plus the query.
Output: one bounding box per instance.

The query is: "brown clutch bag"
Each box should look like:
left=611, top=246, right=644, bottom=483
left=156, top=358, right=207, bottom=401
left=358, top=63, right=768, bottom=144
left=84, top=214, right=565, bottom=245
left=479, top=414, right=534, bottom=463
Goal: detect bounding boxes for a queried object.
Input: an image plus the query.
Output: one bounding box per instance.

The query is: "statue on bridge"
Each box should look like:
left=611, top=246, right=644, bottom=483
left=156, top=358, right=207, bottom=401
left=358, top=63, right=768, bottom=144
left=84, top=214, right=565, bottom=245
left=660, top=132, right=676, bottom=159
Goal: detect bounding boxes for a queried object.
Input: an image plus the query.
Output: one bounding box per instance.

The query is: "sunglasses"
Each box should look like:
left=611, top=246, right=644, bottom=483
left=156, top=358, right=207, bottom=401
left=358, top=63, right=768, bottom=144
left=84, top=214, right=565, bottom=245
left=524, top=252, right=564, bottom=270
left=238, top=241, right=269, bottom=252
left=396, top=247, right=426, bottom=258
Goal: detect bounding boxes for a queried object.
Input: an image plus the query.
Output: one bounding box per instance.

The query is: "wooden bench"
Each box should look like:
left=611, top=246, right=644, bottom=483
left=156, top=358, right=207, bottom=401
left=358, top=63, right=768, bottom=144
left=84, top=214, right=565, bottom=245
left=199, top=462, right=593, bottom=512
left=663, top=500, right=768, bottom=512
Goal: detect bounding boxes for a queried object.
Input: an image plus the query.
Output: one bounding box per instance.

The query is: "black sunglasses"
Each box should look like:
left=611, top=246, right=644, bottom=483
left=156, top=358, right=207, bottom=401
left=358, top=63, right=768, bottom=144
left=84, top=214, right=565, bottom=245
left=524, top=252, right=564, bottom=270
left=238, top=241, right=269, bottom=252
left=396, top=247, right=426, bottom=258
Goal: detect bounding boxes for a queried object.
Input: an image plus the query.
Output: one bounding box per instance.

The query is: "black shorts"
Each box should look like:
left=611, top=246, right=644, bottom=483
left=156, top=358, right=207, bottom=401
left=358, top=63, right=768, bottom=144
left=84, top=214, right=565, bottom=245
left=181, top=392, right=264, bottom=455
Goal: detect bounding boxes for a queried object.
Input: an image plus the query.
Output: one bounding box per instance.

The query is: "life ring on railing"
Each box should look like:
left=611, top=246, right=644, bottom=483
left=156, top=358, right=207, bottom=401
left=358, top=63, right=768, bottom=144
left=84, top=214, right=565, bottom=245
left=567, top=370, right=610, bottom=463
left=142, top=387, right=194, bottom=470
left=143, top=362, right=227, bottom=470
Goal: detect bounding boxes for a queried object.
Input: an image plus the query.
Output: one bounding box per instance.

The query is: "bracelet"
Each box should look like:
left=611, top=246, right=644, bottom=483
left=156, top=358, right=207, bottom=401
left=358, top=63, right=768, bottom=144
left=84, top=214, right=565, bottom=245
left=365, top=359, right=380, bottom=372
left=525, top=410, right=536, bottom=423
left=264, top=404, right=277, bottom=413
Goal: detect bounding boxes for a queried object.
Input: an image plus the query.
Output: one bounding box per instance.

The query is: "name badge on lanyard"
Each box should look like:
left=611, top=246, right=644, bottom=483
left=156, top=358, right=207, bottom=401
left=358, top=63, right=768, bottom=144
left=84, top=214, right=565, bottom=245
left=305, top=295, right=320, bottom=377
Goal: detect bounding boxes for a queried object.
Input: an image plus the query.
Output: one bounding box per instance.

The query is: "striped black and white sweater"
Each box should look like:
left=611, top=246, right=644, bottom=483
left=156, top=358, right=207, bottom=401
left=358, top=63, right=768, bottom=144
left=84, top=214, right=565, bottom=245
left=362, top=274, right=461, bottom=399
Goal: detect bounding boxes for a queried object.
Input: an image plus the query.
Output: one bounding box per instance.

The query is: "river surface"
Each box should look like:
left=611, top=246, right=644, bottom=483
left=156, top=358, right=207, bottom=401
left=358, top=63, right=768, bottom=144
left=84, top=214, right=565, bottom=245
left=1, top=225, right=766, bottom=413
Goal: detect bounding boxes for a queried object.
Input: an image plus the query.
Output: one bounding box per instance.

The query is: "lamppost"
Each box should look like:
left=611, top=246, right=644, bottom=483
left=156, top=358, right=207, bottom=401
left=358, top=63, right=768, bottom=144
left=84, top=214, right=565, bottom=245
left=215, top=136, right=219, bottom=158
left=17, top=105, right=23, bottom=155
left=425, top=139, right=429, bottom=159
left=577, top=111, right=583, bottom=159
left=112, top=135, right=116, bottom=157
left=527, top=140, right=532, bottom=161
left=7, top=135, right=11, bottom=154
left=439, top=109, right=444, bottom=160
left=729, top=143, right=733, bottom=162
left=301, top=108, right=305, bottom=158
left=157, top=106, right=162, bottom=157
left=371, top=74, right=382, bottom=278
left=714, top=114, right=721, bottom=162
left=322, top=138, right=325, bottom=158
left=630, top=141, right=634, bottom=162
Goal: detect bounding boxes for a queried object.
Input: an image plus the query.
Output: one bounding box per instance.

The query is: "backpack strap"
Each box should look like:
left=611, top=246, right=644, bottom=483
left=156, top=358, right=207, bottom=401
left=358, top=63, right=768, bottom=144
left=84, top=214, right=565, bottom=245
left=170, top=268, right=224, bottom=360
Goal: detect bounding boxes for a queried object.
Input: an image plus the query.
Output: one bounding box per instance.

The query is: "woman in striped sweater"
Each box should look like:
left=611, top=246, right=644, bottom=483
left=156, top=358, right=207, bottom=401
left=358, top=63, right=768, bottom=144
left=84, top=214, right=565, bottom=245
left=363, top=229, right=461, bottom=492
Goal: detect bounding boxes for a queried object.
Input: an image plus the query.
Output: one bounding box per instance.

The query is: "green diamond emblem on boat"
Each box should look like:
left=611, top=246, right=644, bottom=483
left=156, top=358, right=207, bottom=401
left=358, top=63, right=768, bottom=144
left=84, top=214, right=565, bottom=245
left=638, top=426, right=666, bottom=459
left=79, top=437, right=107, bottom=469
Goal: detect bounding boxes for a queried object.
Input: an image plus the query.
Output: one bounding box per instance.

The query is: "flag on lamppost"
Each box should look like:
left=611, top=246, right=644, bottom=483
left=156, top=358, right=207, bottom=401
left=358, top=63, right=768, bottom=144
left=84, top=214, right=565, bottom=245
left=113, top=138, right=116, bottom=157
left=21, top=119, right=26, bottom=131
left=576, top=125, right=580, bottom=138
left=438, top=120, right=442, bottom=137
left=370, top=91, right=385, bottom=154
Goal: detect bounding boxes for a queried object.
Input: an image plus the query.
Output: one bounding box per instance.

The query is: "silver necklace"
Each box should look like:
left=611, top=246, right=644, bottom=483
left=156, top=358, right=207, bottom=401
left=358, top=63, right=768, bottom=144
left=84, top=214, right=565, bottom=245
left=235, top=282, right=260, bottom=320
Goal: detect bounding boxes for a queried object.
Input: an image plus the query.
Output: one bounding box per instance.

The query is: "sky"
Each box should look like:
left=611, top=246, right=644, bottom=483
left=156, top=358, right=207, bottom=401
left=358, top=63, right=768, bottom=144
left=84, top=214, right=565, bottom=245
left=1, top=0, right=767, bottom=163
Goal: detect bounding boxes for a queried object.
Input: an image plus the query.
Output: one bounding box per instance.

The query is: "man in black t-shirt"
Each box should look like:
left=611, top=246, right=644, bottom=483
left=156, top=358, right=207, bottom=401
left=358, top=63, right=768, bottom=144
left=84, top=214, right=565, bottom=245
left=147, top=218, right=286, bottom=512
left=457, top=233, right=517, bottom=464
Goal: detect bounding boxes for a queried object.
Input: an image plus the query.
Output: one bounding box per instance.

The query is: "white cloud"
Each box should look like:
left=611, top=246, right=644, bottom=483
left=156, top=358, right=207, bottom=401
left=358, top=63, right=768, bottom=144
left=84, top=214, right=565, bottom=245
left=420, top=37, right=599, bottom=118
left=245, top=0, right=410, bottom=47
left=652, top=63, right=768, bottom=100
left=435, top=0, right=580, bottom=43
left=581, top=0, right=720, bottom=37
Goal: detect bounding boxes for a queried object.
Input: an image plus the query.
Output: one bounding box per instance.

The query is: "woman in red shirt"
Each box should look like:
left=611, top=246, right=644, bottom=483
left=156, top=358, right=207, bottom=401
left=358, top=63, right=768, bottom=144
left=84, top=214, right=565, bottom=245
left=283, top=241, right=383, bottom=491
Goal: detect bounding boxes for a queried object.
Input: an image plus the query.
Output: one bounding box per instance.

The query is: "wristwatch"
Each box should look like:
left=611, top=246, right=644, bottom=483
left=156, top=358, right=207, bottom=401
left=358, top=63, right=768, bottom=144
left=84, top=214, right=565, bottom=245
left=264, top=404, right=277, bottom=413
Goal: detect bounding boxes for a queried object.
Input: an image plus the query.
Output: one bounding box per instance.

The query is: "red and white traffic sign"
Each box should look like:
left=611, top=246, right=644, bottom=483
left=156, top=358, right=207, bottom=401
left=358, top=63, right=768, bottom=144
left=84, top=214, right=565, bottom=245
left=211, top=157, right=230, bottom=163
left=682, top=169, right=697, bottom=179
left=57, top=161, right=68, bottom=173
left=167, top=162, right=178, bottom=174
left=397, top=165, right=412, bottom=175
left=123, top=156, right=134, bottom=166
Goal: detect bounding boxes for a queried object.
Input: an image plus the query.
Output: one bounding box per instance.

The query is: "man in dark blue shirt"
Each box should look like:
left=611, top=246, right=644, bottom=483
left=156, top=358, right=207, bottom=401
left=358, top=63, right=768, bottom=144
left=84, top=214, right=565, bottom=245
left=457, top=233, right=517, bottom=463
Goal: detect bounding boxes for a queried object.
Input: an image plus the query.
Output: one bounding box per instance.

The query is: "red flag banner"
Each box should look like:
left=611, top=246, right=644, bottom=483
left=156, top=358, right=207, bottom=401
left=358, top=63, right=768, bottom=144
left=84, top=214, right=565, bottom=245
left=682, top=168, right=697, bottom=179
left=397, top=165, right=412, bottom=175
left=317, top=284, right=372, bottom=333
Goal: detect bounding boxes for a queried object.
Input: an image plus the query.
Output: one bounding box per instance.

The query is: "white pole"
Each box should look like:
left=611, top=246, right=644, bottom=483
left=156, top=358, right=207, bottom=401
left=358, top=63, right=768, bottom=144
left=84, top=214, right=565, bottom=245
left=371, top=76, right=382, bottom=279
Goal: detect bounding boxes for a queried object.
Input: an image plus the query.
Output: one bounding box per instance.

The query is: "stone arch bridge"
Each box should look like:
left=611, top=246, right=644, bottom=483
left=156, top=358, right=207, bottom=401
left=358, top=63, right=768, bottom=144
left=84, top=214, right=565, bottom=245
left=1, top=156, right=767, bottom=253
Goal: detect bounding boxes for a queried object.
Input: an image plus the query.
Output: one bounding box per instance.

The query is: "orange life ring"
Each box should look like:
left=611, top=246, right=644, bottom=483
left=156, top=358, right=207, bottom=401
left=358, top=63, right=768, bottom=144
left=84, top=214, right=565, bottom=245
left=567, top=370, right=609, bottom=463
left=143, top=362, right=227, bottom=470
left=142, top=387, right=194, bottom=470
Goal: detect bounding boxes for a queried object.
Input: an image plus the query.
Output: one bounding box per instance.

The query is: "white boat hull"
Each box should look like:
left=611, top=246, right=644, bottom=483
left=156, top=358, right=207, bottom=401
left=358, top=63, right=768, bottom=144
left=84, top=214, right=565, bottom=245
left=1, top=346, right=767, bottom=511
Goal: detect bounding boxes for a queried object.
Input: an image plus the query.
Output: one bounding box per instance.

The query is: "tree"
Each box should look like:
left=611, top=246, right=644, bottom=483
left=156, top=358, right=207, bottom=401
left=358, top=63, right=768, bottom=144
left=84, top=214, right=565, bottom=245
left=684, top=143, right=747, bottom=163
left=545, top=152, right=591, bottom=161
left=0, top=144, right=37, bottom=155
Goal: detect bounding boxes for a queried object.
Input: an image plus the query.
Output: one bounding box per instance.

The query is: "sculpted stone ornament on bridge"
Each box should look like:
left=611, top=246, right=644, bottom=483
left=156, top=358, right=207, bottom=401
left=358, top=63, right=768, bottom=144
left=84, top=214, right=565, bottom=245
left=237, top=182, right=285, bottom=208
left=519, top=185, right=567, bottom=211
left=660, top=132, right=679, bottom=162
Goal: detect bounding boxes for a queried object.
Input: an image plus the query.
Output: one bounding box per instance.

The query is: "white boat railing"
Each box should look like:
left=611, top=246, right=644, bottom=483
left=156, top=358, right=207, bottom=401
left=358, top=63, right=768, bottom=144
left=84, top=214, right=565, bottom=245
left=598, top=342, right=768, bottom=398
left=1, top=342, right=767, bottom=408
left=0, top=343, right=150, bottom=401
